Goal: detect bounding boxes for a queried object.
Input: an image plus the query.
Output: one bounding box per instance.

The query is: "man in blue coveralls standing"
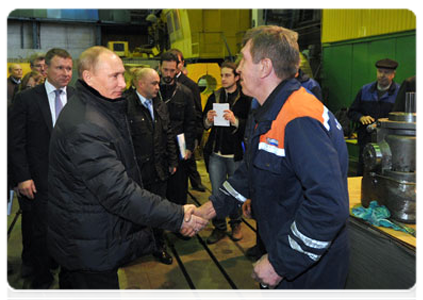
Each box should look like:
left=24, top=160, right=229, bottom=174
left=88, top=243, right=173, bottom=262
left=194, top=25, right=350, bottom=289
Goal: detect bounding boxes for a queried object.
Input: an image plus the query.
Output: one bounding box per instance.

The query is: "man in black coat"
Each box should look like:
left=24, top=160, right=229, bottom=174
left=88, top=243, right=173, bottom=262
left=9, top=48, right=74, bottom=289
left=47, top=46, right=207, bottom=289
left=126, top=67, right=178, bottom=265
left=202, top=61, right=251, bottom=244
left=7, top=63, right=23, bottom=107
left=170, top=49, right=206, bottom=192
left=159, top=51, right=197, bottom=209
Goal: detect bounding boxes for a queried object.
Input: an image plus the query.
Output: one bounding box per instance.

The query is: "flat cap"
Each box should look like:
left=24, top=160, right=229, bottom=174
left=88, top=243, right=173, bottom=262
left=375, top=58, right=398, bottom=70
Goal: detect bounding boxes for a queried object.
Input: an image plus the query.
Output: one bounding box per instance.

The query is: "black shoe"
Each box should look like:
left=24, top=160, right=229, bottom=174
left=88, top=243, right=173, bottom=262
left=153, top=250, right=173, bottom=265
left=192, top=184, right=206, bottom=192
left=246, top=245, right=266, bottom=261
left=31, top=274, right=54, bottom=289
left=33, top=291, right=48, bottom=300
left=21, top=263, right=34, bottom=278
left=206, top=229, right=226, bottom=244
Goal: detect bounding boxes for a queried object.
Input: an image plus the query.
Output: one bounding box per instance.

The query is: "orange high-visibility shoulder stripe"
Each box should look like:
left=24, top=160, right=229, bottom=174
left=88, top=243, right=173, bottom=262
left=258, top=87, right=329, bottom=157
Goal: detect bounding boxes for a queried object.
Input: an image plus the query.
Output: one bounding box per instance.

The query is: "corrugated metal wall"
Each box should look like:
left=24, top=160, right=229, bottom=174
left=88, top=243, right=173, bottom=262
left=322, top=9, right=416, bottom=43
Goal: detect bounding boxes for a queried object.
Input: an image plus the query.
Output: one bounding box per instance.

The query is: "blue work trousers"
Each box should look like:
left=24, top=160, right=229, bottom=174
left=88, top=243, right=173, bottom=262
left=208, top=153, right=242, bottom=230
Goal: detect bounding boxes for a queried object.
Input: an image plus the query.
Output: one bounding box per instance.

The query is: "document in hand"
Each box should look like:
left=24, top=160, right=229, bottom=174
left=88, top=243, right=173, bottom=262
left=213, top=103, right=230, bottom=127
left=176, top=133, right=186, bottom=159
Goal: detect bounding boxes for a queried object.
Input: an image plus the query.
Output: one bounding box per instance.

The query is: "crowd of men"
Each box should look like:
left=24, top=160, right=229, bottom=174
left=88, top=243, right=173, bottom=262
left=7, top=24, right=412, bottom=290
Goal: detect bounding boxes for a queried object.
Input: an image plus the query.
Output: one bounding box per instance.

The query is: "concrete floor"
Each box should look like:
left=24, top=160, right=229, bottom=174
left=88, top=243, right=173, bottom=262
left=7, top=159, right=261, bottom=290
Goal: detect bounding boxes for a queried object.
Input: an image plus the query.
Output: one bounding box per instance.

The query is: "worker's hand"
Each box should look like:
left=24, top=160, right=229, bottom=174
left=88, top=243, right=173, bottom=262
left=17, top=179, right=37, bottom=200
left=169, top=166, right=177, bottom=175
left=359, top=115, right=375, bottom=125
left=206, top=110, right=217, bottom=123
left=180, top=204, right=208, bottom=237
left=242, top=199, right=252, bottom=219
left=193, top=201, right=217, bottom=220
left=251, top=254, right=283, bottom=289
left=223, top=109, right=237, bottom=126
left=184, top=149, right=192, bottom=160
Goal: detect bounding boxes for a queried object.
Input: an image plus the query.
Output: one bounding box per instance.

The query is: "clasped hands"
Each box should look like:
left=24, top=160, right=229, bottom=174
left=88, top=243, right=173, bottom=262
left=180, top=202, right=217, bottom=237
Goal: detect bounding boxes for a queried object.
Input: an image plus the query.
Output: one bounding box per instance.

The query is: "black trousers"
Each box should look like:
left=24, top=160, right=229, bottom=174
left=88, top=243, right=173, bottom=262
left=186, top=155, right=203, bottom=188
left=19, top=192, right=53, bottom=285
left=20, top=203, right=34, bottom=267
left=59, top=267, right=119, bottom=289
left=166, top=160, right=188, bottom=205
left=145, top=180, right=167, bottom=249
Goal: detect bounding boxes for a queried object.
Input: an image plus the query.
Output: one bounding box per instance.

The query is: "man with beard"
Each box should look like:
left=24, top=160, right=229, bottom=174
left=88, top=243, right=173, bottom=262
left=202, top=61, right=251, bottom=244
left=348, top=58, right=399, bottom=175
left=159, top=51, right=197, bottom=228
left=169, top=48, right=206, bottom=192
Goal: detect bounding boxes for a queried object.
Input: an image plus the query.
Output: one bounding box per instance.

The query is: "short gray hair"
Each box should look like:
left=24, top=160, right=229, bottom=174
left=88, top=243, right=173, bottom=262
left=242, top=25, right=300, bottom=79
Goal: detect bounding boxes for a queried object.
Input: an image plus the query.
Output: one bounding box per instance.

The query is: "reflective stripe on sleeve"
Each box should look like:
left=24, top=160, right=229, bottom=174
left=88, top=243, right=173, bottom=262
left=221, top=181, right=247, bottom=203
left=322, top=106, right=330, bottom=131
left=291, top=221, right=331, bottom=249
left=288, top=235, right=320, bottom=261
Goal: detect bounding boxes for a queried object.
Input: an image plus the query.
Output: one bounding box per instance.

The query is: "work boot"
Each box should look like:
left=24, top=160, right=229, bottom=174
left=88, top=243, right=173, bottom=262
left=230, top=223, right=243, bottom=241
left=206, top=228, right=226, bottom=244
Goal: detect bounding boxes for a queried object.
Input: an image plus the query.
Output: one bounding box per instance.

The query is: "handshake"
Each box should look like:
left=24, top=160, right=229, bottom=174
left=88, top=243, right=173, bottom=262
left=179, top=201, right=216, bottom=237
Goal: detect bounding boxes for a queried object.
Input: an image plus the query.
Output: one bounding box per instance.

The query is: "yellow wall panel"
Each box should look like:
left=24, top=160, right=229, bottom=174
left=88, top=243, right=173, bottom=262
left=322, top=9, right=416, bottom=43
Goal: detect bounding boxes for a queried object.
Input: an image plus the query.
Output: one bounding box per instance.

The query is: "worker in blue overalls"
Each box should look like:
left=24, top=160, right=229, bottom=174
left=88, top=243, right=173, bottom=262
left=348, top=58, right=400, bottom=175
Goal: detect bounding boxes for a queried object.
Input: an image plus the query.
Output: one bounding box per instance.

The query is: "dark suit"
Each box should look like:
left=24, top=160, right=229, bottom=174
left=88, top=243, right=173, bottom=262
left=176, top=73, right=204, bottom=189
left=9, top=83, right=75, bottom=287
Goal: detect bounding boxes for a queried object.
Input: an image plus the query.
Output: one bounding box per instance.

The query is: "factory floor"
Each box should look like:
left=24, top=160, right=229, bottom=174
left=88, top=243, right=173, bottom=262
left=7, top=158, right=261, bottom=290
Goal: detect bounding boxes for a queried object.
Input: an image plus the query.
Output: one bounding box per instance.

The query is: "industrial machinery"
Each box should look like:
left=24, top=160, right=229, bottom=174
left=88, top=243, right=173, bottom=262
left=361, top=95, right=416, bottom=224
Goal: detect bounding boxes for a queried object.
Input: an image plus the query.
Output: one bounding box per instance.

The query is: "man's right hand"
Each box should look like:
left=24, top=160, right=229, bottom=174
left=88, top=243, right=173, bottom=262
left=359, top=115, right=375, bottom=125
left=17, top=179, right=37, bottom=199
left=206, top=110, right=217, bottom=123
left=180, top=204, right=209, bottom=237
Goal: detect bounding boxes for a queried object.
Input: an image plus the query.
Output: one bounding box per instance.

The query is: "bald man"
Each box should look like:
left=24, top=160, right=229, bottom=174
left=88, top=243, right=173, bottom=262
left=7, top=63, right=23, bottom=105
left=126, top=68, right=179, bottom=265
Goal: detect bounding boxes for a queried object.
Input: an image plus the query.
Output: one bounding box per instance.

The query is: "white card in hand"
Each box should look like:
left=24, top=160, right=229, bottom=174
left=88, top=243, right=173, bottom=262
left=213, top=103, right=230, bottom=127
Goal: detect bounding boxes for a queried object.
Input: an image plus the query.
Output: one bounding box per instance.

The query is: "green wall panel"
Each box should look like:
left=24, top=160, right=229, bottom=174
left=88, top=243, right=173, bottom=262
left=321, top=31, right=416, bottom=114
left=322, top=45, right=352, bottom=113
left=351, top=43, right=370, bottom=101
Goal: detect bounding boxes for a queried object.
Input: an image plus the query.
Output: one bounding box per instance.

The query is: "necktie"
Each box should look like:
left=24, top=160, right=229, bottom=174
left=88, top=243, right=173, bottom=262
left=144, top=99, right=154, bottom=120
left=54, top=89, right=63, bottom=120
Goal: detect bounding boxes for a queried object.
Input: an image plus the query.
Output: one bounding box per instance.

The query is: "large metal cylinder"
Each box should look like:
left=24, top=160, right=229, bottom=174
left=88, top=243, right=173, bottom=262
left=361, top=112, right=416, bottom=224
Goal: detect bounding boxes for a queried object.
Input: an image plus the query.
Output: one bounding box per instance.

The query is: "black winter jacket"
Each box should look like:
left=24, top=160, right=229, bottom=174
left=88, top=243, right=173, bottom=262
left=203, top=87, right=251, bottom=162
left=159, top=82, right=197, bottom=152
left=126, top=88, right=178, bottom=184
left=48, top=80, right=184, bottom=272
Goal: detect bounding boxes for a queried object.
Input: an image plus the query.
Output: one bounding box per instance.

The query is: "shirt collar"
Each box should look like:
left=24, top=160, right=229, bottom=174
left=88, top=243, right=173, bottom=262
left=45, top=79, right=67, bottom=95
left=136, top=90, right=151, bottom=106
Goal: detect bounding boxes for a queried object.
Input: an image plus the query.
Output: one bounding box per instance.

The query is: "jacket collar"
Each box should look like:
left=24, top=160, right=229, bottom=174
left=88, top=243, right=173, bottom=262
left=369, top=81, right=397, bottom=95
left=253, top=78, right=302, bottom=123
left=77, top=80, right=127, bottom=115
